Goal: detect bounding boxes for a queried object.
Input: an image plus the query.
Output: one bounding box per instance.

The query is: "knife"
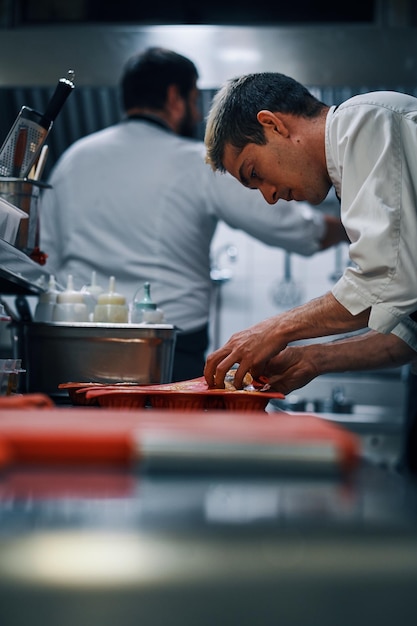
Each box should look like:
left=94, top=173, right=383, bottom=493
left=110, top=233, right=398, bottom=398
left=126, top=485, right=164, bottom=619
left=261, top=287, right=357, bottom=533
left=39, top=69, right=75, bottom=128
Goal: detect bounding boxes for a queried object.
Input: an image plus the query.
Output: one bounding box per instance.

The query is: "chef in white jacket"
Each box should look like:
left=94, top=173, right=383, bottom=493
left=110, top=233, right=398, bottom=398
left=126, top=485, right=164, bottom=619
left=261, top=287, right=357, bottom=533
left=203, top=72, right=417, bottom=384
left=40, top=48, right=346, bottom=381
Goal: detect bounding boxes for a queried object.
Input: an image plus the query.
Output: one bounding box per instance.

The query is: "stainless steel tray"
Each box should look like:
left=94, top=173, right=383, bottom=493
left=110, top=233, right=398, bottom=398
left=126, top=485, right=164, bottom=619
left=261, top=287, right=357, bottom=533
left=16, top=321, right=177, bottom=397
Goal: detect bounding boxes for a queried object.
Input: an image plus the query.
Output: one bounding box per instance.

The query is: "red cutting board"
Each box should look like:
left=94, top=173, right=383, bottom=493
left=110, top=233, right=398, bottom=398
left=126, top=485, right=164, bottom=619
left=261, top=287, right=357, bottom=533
left=0, top=408, right=360, bottom=475
left=60, top=375, right=284, bottom=409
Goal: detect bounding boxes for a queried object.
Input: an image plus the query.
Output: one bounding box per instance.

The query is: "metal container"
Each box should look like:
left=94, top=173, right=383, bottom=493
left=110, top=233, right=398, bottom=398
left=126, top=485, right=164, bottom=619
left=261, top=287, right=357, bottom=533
left=15, top=321, right=177, bottom=399
left=0, top=178, right=50, bottom=254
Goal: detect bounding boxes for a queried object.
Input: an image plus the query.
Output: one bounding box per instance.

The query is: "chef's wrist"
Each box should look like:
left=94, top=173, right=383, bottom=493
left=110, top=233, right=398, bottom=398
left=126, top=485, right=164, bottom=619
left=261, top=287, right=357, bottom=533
left=298, top=340, right=354, bottom=377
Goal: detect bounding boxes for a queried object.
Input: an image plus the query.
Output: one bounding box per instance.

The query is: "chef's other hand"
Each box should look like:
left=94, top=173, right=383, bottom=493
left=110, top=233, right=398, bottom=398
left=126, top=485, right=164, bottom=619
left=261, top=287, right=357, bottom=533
left=204, top=317, right=288, bottom=389
left=264, top=345, right=319, bottom=395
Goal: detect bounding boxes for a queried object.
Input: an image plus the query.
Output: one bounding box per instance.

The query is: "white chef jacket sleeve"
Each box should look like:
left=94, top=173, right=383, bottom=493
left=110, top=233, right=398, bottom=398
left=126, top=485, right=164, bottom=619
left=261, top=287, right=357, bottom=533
left=205, top=168, right=326, bottom=256
left=327, top=100, right=417, bottom=333
left=391, top=316, right=417, bottom=353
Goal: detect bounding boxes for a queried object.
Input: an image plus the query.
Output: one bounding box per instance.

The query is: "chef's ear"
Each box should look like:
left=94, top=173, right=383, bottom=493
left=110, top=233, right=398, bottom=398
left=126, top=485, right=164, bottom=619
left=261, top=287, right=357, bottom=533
left=257, top=110, right=289, bottom=137
left=166, top=84, right=184, bottom=111
left=165, top=84, right=187, bottom=131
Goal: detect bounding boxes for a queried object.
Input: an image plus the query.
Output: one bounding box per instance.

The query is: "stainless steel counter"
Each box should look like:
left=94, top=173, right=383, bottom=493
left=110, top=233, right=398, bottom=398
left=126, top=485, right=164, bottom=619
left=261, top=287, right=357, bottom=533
left=0, top=456, right=416, bottom=626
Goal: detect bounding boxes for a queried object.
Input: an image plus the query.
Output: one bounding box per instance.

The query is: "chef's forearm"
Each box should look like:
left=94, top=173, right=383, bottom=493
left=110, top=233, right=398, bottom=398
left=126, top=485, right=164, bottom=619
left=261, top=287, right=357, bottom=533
left=274, top=291, right=370, bottom=346
left=304, top=330, right=416, bottom=374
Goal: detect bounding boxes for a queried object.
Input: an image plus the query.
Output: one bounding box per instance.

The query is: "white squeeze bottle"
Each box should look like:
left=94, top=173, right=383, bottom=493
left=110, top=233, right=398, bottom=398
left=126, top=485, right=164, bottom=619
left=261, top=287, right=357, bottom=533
left=52, top=274, right=89, bottom=322
left=34, top=274, right=59, bottom=322
left=81, top=270, right=104, bottom=317
left=93, top=276, right=129, bottom=323
left=131, top=281, right=164, bottom=324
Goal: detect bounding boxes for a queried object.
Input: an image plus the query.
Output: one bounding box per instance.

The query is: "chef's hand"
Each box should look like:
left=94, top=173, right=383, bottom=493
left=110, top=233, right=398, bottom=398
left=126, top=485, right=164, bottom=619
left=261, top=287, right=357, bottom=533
left=204, top=292, right=368, bottom=389
left=264, top=345, right=319, bottom=395
left=266, top=332, right=417, bottom=394
left=204, top=316, right=288, bottom=389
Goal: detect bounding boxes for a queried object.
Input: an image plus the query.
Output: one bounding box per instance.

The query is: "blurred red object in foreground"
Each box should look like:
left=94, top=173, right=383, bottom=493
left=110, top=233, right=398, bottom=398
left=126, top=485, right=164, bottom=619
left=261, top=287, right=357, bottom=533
left=29, top=247, right=48, bottom=265
left=0, top=393, right=55, bottom=409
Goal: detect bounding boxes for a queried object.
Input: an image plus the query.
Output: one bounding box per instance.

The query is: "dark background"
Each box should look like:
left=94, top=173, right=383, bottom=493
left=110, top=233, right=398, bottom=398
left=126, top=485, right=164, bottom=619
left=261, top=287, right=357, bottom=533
left=6, top=1, right=377, bottom=27
left=1, top=0, right=415, bottom=179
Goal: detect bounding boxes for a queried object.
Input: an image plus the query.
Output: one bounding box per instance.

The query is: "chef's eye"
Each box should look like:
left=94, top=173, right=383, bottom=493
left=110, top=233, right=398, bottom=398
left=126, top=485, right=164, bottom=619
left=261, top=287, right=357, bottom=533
left=250, top=168, right=258, bottom=179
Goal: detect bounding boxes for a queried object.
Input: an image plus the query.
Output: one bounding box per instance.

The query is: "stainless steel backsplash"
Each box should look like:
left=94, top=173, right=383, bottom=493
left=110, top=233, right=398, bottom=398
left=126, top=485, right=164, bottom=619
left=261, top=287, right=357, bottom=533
left=1, top=24, right=417, bottom=176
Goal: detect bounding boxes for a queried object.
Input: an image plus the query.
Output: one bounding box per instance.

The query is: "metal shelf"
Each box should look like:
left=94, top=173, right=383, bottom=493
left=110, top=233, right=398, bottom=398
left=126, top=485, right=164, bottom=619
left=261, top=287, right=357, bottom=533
left=0, top=238, right=49, bottom=295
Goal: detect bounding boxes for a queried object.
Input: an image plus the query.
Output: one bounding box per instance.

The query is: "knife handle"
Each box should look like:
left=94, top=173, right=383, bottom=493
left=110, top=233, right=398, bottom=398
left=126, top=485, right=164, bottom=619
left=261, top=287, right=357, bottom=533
left=40, top=70, right=75, bottom=125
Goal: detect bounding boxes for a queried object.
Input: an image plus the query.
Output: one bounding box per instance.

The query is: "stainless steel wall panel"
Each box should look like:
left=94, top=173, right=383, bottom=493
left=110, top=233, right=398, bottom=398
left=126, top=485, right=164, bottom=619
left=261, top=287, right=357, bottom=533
left=1, top=24, right=417, bottom=175
left=0, top=25, right=417, bottom=89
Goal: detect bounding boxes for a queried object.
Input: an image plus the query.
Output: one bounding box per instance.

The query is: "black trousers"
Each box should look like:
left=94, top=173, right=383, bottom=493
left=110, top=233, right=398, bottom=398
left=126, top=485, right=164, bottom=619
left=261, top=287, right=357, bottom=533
left=171, top=324, right=209, bottom=382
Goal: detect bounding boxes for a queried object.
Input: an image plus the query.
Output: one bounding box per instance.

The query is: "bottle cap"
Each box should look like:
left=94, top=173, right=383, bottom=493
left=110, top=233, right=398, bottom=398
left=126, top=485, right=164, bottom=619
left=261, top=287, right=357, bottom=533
left=38, top=274, right=59, bottom=304
left=97, top=276, right=126, bottom=305
left=134, top=281, right=157, bottom=310
left=82, top=270, right=104, bottom=298
left=56, top=275, right=84, bottom=303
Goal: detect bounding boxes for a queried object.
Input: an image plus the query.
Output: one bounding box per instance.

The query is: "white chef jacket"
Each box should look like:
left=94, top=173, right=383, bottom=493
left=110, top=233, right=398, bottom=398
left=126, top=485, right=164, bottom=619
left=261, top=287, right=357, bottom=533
left=40, top=119, right=326, bottom=333
left=326, top=91, right=417, bottom=350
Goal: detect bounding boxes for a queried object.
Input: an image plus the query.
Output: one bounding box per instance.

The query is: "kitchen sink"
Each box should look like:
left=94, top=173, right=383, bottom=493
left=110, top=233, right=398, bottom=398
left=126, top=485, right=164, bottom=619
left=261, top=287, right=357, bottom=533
left=268, top=399, right=405, bottom=472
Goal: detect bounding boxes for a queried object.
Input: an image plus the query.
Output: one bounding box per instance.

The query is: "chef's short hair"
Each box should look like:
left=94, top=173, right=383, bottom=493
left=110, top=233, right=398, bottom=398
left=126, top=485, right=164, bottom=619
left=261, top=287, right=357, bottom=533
left=205, top=72, right=325, bottom=172
left=121, top=47, right=199, bottom=111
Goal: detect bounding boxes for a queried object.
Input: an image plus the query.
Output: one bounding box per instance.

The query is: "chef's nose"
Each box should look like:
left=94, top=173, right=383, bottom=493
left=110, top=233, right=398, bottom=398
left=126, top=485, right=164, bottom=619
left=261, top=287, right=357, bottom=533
left=259, top=183, right=278, bottom=205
